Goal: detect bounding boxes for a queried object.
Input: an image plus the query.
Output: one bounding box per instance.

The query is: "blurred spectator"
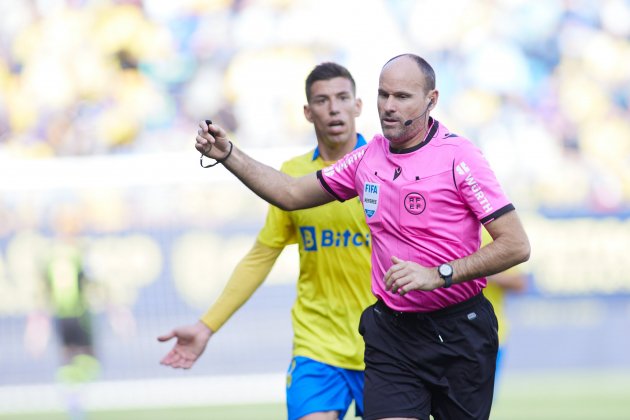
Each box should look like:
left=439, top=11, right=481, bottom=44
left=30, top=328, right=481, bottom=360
left=45, top=234, right=94, bottom=367
left=22, top=201, right=100, bottom=419
left=24, top=203, right=99, bottom=373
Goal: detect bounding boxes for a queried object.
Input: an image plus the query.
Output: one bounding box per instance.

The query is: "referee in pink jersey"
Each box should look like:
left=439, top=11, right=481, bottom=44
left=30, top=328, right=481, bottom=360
left=195, top=53, right=530, bottom=420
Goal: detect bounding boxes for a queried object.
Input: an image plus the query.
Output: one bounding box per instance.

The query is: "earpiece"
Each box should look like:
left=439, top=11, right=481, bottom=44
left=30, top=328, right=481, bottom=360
left=404, top=98, right=435, bottom=126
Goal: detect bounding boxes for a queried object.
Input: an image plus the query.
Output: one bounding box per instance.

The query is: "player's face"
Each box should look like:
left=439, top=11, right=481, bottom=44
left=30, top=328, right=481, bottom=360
left=378, top=57, right=428, bottom=148
left=304, top=77, right=362, bottom=150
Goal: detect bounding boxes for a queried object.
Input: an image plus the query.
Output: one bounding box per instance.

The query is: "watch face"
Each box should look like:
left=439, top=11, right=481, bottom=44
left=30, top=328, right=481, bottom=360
left=439, top=264, right=453, bottom=277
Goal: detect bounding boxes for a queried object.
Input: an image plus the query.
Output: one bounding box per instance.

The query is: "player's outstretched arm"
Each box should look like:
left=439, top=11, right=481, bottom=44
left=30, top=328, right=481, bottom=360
left=200, top=240, right=282, bottom=332
left=157, top=321, right=213, bottom=369
left=196, top=121, right=333, bottom=211
left=158, top=241, right=282, bottom=369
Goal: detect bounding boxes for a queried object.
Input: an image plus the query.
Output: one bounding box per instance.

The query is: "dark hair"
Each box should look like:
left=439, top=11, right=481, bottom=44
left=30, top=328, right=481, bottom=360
left=384, top=54, right=436, bottom=92
left=305, top=62, right=356, bottom=102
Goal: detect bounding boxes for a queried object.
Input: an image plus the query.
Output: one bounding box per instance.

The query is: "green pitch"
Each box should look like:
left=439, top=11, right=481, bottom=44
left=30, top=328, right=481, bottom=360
left=3, top=370, right=629, bottom=420
left=0, top=405, right=285, bottom=420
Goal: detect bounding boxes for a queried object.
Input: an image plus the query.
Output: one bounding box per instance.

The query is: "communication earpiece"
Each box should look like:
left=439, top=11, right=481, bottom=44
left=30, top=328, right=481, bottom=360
left=404, top=98, right=435, bottom=126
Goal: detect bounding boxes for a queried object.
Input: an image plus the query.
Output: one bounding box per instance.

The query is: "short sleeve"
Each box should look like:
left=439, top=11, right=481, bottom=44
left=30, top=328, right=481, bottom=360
left=317, top=146, right=366, bottom=201
left=453, top=142, right=514, bottom=224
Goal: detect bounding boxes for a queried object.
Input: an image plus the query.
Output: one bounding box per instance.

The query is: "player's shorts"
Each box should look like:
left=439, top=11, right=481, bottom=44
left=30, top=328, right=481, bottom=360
left=56, top=316, right=93, bottom=347
left=494, top=345, right=505, bottom=395
left=286, top=356, right=364, bottom=420
left=359, top=293, right=498, bottom=420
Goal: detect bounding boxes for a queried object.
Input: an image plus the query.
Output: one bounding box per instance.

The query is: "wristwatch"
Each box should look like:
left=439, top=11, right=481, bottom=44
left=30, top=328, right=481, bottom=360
left=438, top=263, right=453, bottom=288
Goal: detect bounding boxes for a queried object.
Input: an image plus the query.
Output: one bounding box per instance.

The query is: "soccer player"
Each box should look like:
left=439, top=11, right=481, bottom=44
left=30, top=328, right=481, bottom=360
left=193, top=53, right=531, bottom=420
left=159, top=62, right=373, bottom=420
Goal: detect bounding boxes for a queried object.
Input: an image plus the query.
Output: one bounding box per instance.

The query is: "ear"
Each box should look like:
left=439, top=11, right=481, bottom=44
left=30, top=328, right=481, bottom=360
left=304, top=104, right=314, bottom=123
left=427, top=90, right=439, bottom=109
left=354, top=97, right=363, bottom=118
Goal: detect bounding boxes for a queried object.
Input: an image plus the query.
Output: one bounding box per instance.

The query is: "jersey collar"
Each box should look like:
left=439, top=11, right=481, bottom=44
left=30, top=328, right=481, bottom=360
left=389, top=118, right=439, bottom=154
left=312, top=133, right=367, bottom=161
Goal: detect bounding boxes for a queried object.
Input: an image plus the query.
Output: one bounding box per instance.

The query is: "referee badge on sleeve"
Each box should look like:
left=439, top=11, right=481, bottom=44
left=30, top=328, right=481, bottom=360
left=363, top=182, right=380, bottom=218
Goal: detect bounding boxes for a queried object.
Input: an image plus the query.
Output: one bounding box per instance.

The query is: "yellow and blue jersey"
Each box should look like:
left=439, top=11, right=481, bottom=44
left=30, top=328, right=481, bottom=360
left=258, top=135, right=373, bottom=370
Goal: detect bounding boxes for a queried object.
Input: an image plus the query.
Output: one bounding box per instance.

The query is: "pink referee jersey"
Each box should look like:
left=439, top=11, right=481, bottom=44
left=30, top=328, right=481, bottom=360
left=317, top=119, right=515, bottom=312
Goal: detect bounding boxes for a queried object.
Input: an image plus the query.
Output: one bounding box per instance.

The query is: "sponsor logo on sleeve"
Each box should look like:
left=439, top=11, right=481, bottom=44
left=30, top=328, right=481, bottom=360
left=323, top=149, right=366, bottom=178
left=322, top=165, right=335, bottom=177
left=456, top=161, right=493, bottom=214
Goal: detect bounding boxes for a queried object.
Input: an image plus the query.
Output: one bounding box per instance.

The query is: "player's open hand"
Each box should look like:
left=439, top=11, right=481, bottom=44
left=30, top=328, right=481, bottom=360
left=196, top=120, right=231, bottom=161
left=157, top=321, right=213, bottom=369
left=384, top=256, right=439, bottom=294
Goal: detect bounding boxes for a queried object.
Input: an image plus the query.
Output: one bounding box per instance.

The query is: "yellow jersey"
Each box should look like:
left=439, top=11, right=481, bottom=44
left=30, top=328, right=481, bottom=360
left=258, top=142, right=373, bottom=370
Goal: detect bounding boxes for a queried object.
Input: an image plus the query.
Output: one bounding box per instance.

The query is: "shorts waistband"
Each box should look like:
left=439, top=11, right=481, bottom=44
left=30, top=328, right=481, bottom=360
left=375, top=293, right=485, bottom=320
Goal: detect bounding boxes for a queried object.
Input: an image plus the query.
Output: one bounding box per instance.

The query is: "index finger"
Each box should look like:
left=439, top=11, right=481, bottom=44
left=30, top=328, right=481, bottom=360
left=199, top=119, right=213, bottom=132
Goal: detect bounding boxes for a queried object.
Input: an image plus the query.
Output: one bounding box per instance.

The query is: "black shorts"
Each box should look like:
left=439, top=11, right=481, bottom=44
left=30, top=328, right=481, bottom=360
left=56, top=316, right=93, bottom=347
left=358, top=293, right=498, bottom=420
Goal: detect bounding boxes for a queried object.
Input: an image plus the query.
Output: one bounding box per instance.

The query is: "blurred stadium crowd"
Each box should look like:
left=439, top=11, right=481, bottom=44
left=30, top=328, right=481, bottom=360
left=0, top=0, right=630, bottom=390
left=0, top=0, right=628, bottom=211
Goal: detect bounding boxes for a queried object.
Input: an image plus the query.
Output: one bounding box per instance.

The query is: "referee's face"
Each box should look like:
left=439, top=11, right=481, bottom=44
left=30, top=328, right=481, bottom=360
left=378, top=56, right=429, bottom=150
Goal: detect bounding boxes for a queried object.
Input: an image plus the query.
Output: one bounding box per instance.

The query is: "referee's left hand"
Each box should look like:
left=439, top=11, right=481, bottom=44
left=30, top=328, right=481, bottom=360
left=384, top=256, right=440, bottom=294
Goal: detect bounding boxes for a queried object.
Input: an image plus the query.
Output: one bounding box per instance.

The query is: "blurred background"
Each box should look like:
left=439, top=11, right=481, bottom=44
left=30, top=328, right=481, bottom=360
left=0, top=0, right=629, bottom=418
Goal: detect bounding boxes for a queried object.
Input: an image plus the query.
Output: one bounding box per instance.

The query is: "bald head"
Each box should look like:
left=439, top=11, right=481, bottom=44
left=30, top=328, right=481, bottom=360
left=382, top=54, right=436, bottom=94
